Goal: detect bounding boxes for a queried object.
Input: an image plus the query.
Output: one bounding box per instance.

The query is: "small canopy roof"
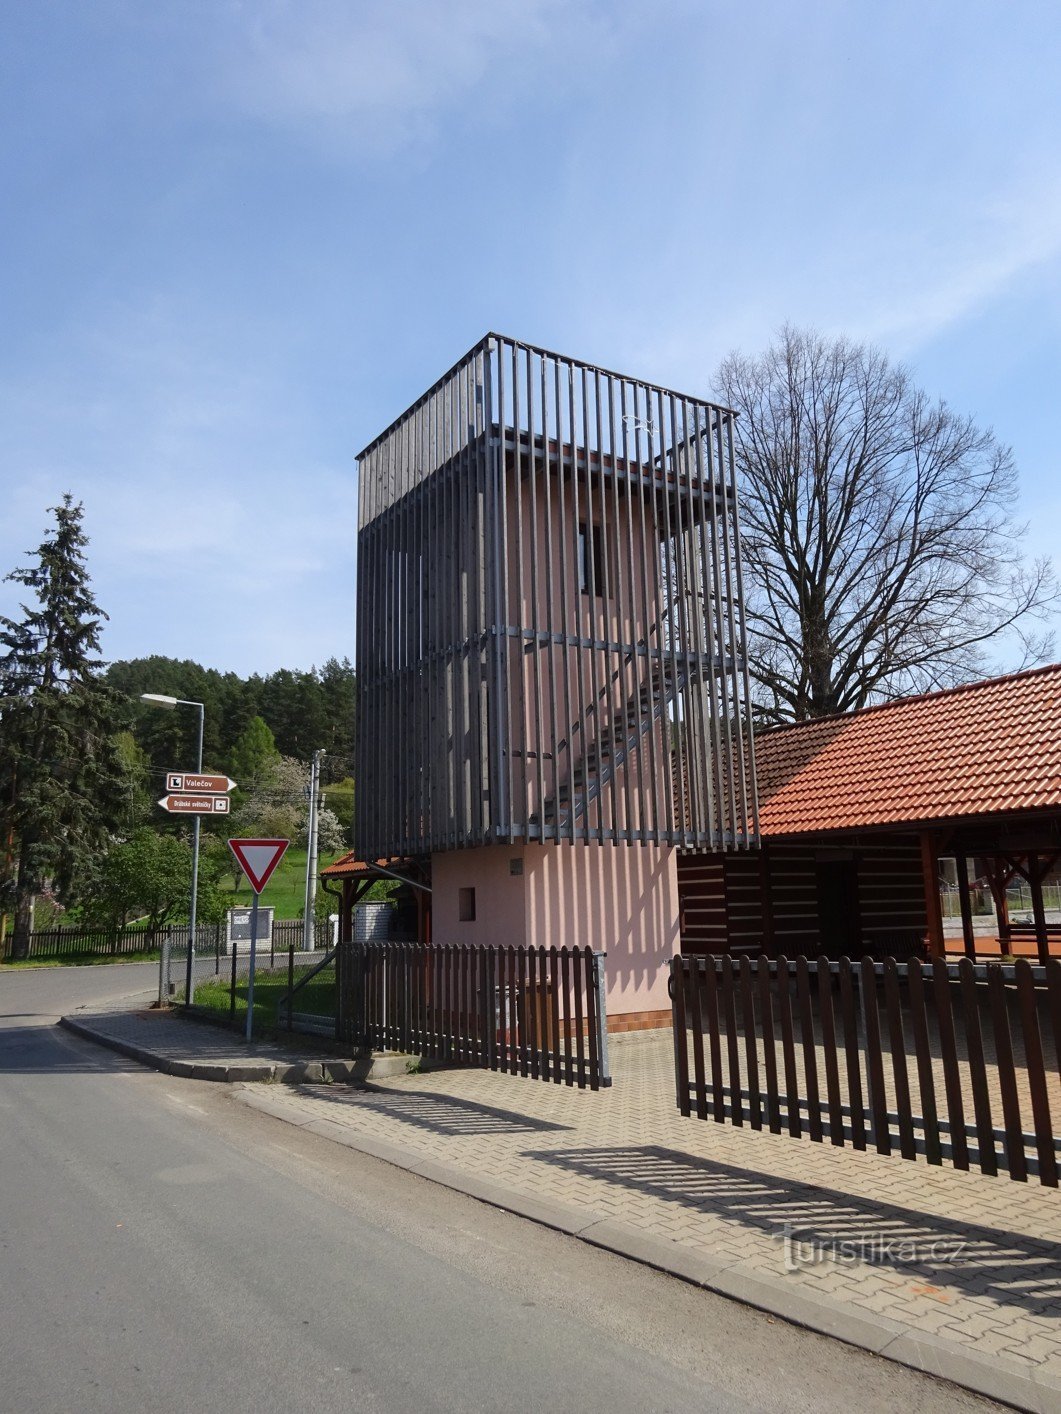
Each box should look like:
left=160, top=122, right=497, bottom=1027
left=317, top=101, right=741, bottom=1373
left=756, top=663, right=1061, bottom=837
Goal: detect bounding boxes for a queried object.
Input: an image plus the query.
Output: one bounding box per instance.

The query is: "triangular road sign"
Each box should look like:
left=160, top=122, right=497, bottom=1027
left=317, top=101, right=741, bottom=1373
left=228, top=838, right=289, bottom=894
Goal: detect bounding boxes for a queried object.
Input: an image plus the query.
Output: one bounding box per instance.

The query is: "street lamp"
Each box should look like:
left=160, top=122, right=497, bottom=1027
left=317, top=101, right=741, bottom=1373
left=140, top=693, right=205, bottom=1004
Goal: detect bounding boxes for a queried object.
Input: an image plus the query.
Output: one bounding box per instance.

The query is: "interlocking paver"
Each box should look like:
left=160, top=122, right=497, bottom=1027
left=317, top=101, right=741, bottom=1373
left=67, top=997, right=1061, bottom=1393
left=255, top=1028, right=1061, bottom=1383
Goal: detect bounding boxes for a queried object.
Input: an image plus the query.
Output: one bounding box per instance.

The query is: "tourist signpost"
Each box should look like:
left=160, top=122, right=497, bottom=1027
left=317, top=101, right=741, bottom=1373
left=156, top=768, right=237, bottom=1003
left=166, top=772, right=237, bottom=794
left=158, top=793, right=231, bottom=815
left=227, top=838, right=290, bottom=1040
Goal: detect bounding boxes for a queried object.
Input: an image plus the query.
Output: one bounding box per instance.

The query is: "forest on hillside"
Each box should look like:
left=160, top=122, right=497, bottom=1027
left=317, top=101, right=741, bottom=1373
left=106, top=656, right=357, bottom=785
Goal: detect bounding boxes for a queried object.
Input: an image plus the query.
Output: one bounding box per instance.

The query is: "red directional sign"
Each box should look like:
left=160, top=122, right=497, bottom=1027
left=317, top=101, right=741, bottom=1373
left=159, top=794, right=231, bottom=815
left=167, top=771, right=236, bottom=794
left=228, top=838, right=289, bottom=894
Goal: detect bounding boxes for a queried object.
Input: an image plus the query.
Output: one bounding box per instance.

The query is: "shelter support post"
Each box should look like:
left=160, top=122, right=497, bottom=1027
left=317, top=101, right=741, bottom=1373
left=1028, top=851, right=1059, bottom=967
left=954, top=848, right=976, bottom=960
left=920, top=831, right=945, bottom=958
left=983, top=855, right=1014, bottom=953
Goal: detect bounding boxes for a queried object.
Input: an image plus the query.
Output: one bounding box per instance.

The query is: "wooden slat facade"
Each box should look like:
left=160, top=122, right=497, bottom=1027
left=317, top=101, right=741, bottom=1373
left=355, top=334, right=759, bottom=861
left=678, top=839, right=927, bottom=959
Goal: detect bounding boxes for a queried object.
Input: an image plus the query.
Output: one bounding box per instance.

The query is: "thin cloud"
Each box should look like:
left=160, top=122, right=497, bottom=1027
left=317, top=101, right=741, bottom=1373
left=220, top=0, right=607, bottom=153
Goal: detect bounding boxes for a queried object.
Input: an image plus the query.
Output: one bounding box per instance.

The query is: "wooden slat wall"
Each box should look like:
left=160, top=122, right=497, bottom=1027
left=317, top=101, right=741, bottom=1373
left=858, top=841, right=927, bottom=942
left=767, top=846, right=822, bottom=955
left=678, top=837, right=928, bottom=958
left=677, top=852, right=729, bottom=953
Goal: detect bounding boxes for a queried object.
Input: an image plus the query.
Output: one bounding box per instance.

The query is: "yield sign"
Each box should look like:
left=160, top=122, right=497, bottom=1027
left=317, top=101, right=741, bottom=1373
left=228, top=838, right=289, bottom=894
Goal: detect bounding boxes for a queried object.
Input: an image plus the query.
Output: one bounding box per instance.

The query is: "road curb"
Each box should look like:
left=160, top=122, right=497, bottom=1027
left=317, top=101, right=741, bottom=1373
left=56, top=1015, right=410, bottom=1085
left=236, top=1086, right=1060, bottom=1414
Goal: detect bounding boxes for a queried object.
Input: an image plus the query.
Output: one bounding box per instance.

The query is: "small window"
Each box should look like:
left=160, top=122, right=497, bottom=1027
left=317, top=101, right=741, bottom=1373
left=458, top=887, right=476, bottom=922
left=578, top=522, right=606, bottom=597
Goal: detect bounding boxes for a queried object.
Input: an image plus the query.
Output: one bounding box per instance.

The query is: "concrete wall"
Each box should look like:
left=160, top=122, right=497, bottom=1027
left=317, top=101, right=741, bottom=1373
left=431, top=841, right=678, bottom=1020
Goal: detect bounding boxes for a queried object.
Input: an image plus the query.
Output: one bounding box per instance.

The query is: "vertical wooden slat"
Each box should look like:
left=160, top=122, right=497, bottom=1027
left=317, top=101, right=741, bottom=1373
left=883, top=958, right=917, bottom=1160
left=515, top=947, right=528, bottom=1077
left=526, top=943, right=540, bottom=1079
left=860, top=957, right=890, bottom=1155
left=496, top=944, right=509, bottom=1074
left=703, top=961, right=725, bottom=1121
left=720, top=959, right=742, bottom=1125
left=1014, top=960, right=1058, bottom=1186
left=688, top=956, right=709, bottom=1120
left=757, top=958, right=781, bottom=1134
left=959, top=957, right=997, bottom=1176
left=775, top=957, right=801, bottom=1138
left=795, top=957, right=823, bottom=1143
left=932, top=957, right=969, bottom=1171
left=585, top=947, right=600, bottom=1093
left=672, top=957, right=691, bottom=1115
left=561, top=946, right=574, bottom=1086
left=986, top=965, right=1027, bottom=1181
left=739, top=957, right=762, bottom=1129
left=1047, top=959, right=1061, bottom=1087
left=573, top=946, right=586, bottom=1088
left=817, top=957, right=844, bottom=1146
left=907, top=962, right=943, bottom=1167
left=549, top=945, right=563, bottom=1085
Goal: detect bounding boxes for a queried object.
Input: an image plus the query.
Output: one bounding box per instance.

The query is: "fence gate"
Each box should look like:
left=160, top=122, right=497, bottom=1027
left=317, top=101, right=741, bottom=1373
left=670, top=953, right=1061, bottom=1186
left=338, top=941, right=611, bottom=1089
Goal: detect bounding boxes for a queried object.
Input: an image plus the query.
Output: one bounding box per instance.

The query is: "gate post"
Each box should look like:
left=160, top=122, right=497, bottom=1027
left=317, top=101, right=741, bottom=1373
left=592, top=951, right=611, bottom=1085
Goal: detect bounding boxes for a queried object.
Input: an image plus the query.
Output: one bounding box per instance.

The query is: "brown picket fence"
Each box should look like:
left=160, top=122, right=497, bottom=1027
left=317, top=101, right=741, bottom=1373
left=338, top=941, right=611, bottom=1089
left=671, top=954, right=1061, bottom=1186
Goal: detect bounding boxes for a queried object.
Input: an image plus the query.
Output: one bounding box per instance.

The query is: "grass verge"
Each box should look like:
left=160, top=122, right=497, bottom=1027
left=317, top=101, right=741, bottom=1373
left=191, top=968, right=336, bottom=1038
left=1, top=950, right=162, bottom=969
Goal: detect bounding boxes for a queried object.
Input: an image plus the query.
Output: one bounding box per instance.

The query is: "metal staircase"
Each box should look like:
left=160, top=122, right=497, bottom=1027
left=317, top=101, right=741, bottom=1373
left=542, top=656, right=696, bottom=831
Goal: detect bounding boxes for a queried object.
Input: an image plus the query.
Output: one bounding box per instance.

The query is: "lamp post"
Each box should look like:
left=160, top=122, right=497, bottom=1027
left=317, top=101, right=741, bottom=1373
left=303, top=748, right=325, bottom=953
left=140, top=693, right=205, bottom=1004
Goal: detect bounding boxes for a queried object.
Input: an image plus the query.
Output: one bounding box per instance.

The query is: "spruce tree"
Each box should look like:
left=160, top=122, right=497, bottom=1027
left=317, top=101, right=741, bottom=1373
left=0, top=496, right=130, bottom=957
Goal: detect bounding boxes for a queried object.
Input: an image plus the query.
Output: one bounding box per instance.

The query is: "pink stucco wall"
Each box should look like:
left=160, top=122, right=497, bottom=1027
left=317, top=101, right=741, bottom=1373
left=430, top=841, right=678, bottom=1016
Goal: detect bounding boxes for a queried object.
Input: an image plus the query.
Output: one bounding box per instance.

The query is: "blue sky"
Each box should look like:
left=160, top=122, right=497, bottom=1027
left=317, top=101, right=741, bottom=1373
left=2, top=0, right=1059, bottom=676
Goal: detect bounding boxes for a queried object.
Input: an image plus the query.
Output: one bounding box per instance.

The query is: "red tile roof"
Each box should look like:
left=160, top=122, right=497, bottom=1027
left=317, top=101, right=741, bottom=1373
left=319, top=853, right=399, bottom=879
left=755, top=664, right=1061, bottom=837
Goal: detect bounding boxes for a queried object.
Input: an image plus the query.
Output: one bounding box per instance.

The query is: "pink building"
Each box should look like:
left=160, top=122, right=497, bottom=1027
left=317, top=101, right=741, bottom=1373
left=354, top=335, right=758, bottom=1027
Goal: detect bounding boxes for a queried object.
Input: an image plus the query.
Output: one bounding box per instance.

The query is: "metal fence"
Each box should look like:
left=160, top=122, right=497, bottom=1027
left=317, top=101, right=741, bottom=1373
left=339, top=941, right=611, bottom=1089
left=161, top=921, right=335, bottom=1035
left=671, top=953, right=1061, bottom=1186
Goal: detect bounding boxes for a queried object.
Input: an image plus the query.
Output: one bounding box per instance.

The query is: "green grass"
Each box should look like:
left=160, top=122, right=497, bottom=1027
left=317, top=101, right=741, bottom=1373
left=217, top=846, right=344, bottom=920
left=191, top=967, right=336, bottom=1037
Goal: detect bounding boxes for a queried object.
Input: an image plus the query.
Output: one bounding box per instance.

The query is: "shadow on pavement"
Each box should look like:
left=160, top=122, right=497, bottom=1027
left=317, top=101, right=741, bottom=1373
left=312, top=1085, right=571, bottom=1137
left=522, top=1144, right=1061, bottom=1314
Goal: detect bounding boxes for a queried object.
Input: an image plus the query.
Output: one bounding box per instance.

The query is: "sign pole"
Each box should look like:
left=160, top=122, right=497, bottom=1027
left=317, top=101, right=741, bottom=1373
left=246, top=888, right=260, bottom=1042
left=185, top=703, right=205, bottom=1007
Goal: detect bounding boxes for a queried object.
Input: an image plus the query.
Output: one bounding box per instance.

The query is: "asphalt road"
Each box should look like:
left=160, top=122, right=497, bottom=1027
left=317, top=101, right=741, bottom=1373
left=0, top=965, right=994, bottom=1413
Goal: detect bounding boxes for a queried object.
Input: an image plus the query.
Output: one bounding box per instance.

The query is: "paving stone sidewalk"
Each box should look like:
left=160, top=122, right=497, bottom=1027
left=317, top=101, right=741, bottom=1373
left=59, top=997, right=383, bottom=1083
left=240, top=1029, right=1061, bottom=1408
left=65, top=1001, right=1061, bottom=1409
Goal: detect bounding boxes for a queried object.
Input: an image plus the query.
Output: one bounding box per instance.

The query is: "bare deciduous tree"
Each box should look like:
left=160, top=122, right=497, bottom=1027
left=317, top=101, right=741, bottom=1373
left=715, top=327, right=1057, bottom=725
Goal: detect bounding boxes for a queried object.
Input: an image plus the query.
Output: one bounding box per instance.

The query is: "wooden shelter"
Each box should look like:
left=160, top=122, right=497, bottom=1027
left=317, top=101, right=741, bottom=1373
left=678, top=665, right=1061, bottom=965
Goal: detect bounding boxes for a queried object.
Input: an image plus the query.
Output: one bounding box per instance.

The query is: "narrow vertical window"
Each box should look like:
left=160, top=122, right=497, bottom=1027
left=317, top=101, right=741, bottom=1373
left=458, top=887, right=476, bottom=921
left=578, top=522, right=606, bottom=597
